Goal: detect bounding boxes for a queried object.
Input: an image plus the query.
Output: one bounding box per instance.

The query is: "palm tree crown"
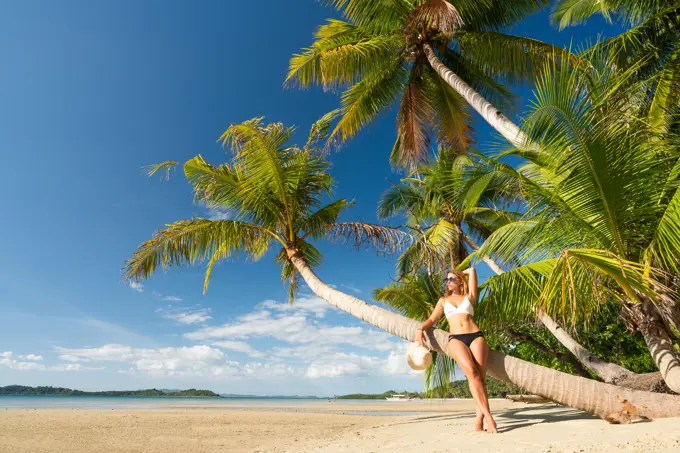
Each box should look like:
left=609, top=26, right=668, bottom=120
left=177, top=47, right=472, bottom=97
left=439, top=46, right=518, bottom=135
left=286, top=0, right=570, bottom=169
left=124, top=117, right=407, bottom=301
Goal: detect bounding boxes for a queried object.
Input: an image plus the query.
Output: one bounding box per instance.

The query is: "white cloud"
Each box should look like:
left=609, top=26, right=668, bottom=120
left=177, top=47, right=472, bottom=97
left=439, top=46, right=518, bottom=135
left=182, top=295, right=417, bottom=380
left=157, top=307, right=212, bottom=325
left=50, top=364, right=85, bottom=372
left=1, top=352, right=44, bottom=371
left=129, top=282, right=144, bottom=293
left=152, top=291, right=162, bottom=297
left=185, top=311, right=308, bottom=341
left=163, top=296, right=183, bottom=302
left=212, top=341, right=263, bottom=357
left=186, top=308, right=396, bottom=353
left=55, top=344, right=232, bottom=377
left=306, top=344, right=419, bottom=379
left=1, top=352, right=91, bottom=372
left=59, top=354, right=88, bottom=363
left=179, top=296, right=421, bottom=379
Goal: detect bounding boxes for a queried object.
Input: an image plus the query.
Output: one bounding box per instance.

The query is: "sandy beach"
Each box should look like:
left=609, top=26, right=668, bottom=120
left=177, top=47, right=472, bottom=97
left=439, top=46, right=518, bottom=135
left=1, top=400, right=679, bottom=453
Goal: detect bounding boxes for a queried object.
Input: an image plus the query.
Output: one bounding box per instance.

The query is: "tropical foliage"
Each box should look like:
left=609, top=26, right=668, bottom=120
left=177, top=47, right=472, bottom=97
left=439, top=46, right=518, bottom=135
left=553, top=0, right=680, bottom=134
left=286, top=0, right=576, bottom=168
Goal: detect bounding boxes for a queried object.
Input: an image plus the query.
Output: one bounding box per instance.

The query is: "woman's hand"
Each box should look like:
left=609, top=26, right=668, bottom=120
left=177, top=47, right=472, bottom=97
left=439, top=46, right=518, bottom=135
left=416, top=329, right=426, bottom=348
left=462, top=267, right=475, bottom=276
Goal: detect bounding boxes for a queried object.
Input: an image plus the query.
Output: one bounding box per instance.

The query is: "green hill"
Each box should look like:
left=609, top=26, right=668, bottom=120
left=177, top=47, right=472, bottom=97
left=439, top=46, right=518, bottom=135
left=0, top=385, right=220, bottom=397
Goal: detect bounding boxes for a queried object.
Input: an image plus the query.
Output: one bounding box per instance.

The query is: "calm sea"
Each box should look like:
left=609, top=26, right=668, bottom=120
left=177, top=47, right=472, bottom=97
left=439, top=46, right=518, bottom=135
left=0, top=396, right=424, bottom=415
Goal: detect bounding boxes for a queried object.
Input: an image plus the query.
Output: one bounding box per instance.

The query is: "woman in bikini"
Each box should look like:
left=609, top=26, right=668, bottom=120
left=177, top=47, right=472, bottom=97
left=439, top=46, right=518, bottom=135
left=415, top=268, right=497, bottom=433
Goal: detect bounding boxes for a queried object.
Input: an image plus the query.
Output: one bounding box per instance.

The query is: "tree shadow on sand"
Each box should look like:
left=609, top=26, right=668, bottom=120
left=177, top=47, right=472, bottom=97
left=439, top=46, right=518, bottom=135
left=493, top=405, right=599, bottom=433
left=388, top=404, right=599, bottom=433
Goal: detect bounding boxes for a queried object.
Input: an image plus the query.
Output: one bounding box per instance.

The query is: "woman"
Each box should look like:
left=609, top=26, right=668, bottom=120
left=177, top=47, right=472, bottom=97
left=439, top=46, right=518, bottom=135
left=416, top=268, right=497, bottom=433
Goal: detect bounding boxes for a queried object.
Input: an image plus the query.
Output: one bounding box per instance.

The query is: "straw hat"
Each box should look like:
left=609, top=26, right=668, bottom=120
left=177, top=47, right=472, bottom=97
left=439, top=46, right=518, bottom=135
left=406, top=342, right=432, bottom=370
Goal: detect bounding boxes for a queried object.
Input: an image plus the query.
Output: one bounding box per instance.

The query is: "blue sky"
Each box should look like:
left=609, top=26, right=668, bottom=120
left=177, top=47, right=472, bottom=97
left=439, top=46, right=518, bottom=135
left=0, top=1, right=620, bottom=396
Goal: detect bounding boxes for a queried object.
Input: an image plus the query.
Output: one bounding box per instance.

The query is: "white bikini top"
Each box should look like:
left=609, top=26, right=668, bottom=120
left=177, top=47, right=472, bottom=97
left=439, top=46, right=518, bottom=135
left=444, top=296, right=474, bottom=318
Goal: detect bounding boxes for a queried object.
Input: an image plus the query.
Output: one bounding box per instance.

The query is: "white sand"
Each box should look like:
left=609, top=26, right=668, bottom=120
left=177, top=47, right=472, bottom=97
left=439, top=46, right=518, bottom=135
left=1, top=401, right=678, bottom=453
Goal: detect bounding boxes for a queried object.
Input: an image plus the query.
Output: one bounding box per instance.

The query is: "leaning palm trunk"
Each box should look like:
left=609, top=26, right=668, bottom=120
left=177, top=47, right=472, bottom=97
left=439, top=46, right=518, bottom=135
left=423, top=43, right=528, bottom=148
left=627, top=299, right=680, bottom=394
left=462, top=234, right=650, bottom=387
left=287, top=249, right=680, bottom=418
left=537, top=313, right=639, bottom=384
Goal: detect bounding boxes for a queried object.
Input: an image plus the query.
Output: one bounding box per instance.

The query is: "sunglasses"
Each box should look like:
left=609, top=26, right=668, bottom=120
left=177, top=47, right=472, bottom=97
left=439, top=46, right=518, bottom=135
left=443, top=276, right=457, bottom=283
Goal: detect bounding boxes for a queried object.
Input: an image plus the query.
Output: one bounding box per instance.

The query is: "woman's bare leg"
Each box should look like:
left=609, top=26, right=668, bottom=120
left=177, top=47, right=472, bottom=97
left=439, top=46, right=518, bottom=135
left=447, top=339, right=497, bottom=433
left=470, top=337, right=496, bottom=433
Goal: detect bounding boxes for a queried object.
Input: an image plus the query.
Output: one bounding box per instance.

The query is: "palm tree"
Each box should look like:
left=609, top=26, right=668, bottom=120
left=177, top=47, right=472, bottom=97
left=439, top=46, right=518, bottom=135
left=125, top=116, right=407, bottom=303
left=552, top=0, right=680, bottom=133
left=378, top=148, right=519, bottom=273
left=378, top=148, right=656, bottom=388
left=465, top=50, right=680, bottom=393
left=125, top=118, right=680, bottom=418
left=286, top=0, right=580, bottom=168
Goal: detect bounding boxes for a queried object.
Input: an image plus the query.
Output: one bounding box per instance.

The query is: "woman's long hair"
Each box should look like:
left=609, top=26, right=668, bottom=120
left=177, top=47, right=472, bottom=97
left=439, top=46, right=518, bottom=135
left=444, top=270, right=469, bottom=297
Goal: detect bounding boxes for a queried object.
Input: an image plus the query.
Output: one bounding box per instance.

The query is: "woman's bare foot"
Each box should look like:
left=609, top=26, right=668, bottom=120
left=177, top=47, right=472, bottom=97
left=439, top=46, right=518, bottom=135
left=485, top=417, right=498, bottom=434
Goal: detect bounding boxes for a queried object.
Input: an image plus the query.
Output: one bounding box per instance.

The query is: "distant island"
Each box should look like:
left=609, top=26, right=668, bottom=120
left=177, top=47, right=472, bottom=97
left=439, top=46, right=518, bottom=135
left=0, top=385, right=220, bottom=397
left=220, top=394, right=323, bottom=399
left=338, top=377, right=529, bottom=399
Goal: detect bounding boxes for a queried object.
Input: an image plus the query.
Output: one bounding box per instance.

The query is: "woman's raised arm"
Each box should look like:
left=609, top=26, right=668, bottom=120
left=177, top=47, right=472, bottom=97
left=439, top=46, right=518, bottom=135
left=463, top=267, right=478, bottom=302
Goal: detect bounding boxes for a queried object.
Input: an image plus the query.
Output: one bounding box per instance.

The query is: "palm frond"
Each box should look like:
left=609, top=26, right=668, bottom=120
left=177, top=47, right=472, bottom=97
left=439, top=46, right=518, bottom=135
left=374, top=272, right=444, bottom=322
left=377, top=179, right=429, bottom=221
left=306, top=109, right=342, bottom=150
left=143, top=161, right=179, bottom=181
left=285, top=19, right=387, bottom=88
left=422, top=66, right=472, bottom=154
left=324, top=0, right=412, bottom=31
left=475, top=220, right=542, bottom=267
left=645, top=185, right=680, bottom=273
left=301, top=199, right=353, bottom=240
left=453, top=0, right=550, bottom=31
left=647, top=46, right=680, bottom=133
left=329, top=57, right=408, bottom=145
left=393, top=68, right=434, bottom=169
left=123, top=219, right=277, bottom=284
left=396, top=220, right=456, bottom=277
left=454, top=31, right=589, bottom=86
left=219, top=118, right=297, bottom=234
left=321, top=222, right=411, bottom=255
left=424, top=351, right=457, bottom=396
left=551, top=0, right=612, bottom=29
left=319, top=34, right=405, bottom=89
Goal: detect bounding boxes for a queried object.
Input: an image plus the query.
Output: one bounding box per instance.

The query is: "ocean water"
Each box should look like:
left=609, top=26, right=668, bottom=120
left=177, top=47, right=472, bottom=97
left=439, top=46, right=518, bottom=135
left=0, top=396, right=428, bottom=415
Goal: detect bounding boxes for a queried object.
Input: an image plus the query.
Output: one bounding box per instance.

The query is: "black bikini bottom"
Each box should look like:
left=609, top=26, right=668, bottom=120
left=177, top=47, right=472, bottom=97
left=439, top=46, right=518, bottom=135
left=448, top=331, right=484, bottom=348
